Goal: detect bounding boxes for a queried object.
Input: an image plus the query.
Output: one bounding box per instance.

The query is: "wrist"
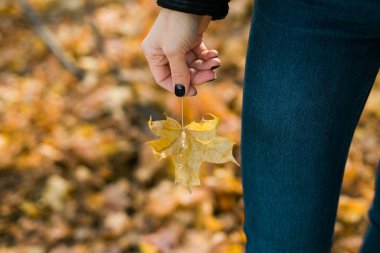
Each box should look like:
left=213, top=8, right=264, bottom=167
left=159, top=7, right=211, bottom=34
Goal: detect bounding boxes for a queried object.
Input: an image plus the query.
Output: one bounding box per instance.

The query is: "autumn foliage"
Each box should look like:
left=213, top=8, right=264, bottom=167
left=0, top=0, right=379, bottom=253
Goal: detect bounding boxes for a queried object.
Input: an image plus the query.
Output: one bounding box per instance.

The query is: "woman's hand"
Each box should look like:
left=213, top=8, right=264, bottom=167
left=141, top=8, right=221, bottom=97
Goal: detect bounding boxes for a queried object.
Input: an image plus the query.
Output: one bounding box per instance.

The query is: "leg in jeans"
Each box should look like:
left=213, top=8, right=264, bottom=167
left=241, top=0, right=380, bottom=252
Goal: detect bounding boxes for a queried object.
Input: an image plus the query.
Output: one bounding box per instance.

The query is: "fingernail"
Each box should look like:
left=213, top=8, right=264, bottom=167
left=211, top=65, right=220, bottom=70
left=174, top=84, right=185, bottom=97
left=207, top=78, right=216, bottom=82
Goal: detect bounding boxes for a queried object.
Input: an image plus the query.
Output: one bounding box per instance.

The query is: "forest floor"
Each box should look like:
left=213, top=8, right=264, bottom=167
left=0, top=0, right=380, bottom=252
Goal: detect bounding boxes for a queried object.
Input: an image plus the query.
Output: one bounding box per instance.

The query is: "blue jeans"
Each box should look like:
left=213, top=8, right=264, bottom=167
left=241, top=0, right=380, bottom=252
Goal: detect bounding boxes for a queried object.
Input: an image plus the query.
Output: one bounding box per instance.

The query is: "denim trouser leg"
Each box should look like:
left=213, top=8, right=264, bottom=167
left=241, top=0, right=380, bottom=252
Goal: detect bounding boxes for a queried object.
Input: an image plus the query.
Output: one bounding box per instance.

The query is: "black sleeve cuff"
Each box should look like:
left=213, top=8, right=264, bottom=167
left=156, top=0, right=230, bottom=21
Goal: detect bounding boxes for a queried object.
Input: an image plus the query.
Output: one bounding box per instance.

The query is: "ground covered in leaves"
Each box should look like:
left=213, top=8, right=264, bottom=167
left=0, top=0, right=379, bottom=253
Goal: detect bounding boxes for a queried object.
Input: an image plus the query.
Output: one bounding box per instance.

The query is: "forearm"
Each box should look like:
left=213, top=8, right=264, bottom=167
left=156, top=0, right=230, bottom=20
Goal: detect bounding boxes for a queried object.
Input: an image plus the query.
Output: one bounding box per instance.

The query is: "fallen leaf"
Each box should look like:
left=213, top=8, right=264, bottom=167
left=40, top=175, right=71, bottom=212
left=145, top=113, right=240, bottom=193
left=337, top=195, right=369, bottom=224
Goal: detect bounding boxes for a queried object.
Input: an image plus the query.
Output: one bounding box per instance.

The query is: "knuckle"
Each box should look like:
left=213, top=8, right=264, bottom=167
left=154, top=75, right=168, bottom=88
left=140, top=39, right=150, bottom=54
left=149, top=54, right=167, bottom=64
left=171, top=71, right=185, bottom=80
left=163, top=46, right=182, bottom=57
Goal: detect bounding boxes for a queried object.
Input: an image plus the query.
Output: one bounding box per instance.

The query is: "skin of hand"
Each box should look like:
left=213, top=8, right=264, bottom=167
left=141, top=7, right=221, bottom=97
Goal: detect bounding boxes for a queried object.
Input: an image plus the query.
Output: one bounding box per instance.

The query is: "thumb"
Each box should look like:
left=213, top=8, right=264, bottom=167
left=166, top=51, right=193, bottom=97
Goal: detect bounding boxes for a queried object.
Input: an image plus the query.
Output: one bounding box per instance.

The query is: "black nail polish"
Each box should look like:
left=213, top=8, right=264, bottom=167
left=211, top=65, right=221, bottom=70
left=174, top=84, right=185, bottom=97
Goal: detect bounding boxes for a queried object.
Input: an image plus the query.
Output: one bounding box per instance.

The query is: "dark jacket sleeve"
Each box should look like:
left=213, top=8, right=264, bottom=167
left=156, top=0, right=230, bottom=20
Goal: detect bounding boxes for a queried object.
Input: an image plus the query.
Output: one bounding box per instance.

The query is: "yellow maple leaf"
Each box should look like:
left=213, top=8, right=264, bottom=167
left=145, top=113, right=240, bottom=193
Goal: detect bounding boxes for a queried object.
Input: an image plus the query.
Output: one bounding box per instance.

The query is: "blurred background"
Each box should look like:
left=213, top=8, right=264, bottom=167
left=0, top=0, right=379, bottom=252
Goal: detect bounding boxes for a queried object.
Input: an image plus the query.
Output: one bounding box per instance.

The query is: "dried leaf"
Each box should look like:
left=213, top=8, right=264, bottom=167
left=145, top=113, right=240, bottom=193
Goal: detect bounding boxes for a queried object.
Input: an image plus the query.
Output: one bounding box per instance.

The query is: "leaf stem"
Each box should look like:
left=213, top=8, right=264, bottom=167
left=181, top=97, right=184, bottom=128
